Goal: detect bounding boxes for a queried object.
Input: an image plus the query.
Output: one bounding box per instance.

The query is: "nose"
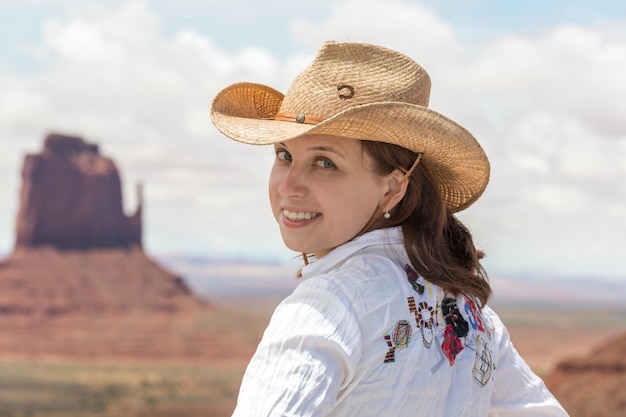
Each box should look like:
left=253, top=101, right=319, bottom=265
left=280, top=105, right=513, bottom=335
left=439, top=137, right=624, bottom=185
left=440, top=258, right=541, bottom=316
left=278, top=163, right=307, bottom=198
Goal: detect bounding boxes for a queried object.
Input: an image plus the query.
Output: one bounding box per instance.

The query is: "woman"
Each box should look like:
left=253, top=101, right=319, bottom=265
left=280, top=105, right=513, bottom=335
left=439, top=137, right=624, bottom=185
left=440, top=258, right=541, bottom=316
left=211, top=41, right=568, bottom=416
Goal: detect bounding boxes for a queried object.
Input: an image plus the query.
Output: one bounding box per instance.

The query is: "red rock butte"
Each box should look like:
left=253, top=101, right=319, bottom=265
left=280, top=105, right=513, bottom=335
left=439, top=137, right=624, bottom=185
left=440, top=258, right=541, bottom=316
left=0, top=133, right=206, bottom=318
left=15, top=133, right=141, bottom=250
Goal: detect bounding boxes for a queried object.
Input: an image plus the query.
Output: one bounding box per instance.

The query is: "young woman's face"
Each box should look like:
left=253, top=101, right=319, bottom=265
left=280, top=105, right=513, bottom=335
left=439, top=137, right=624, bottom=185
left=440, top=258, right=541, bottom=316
left=269, top=134, right=392, bottom=258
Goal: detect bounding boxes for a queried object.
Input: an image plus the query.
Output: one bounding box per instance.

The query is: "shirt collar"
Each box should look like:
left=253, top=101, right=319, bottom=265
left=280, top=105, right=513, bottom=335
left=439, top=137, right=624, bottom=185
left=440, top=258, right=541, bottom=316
left=301, top=227, right=404, bottom=279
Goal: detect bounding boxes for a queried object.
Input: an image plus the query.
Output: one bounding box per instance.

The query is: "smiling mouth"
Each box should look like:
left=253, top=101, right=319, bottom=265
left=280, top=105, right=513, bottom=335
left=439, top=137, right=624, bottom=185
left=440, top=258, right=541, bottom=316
left=282, top=209, right=319, bottom=222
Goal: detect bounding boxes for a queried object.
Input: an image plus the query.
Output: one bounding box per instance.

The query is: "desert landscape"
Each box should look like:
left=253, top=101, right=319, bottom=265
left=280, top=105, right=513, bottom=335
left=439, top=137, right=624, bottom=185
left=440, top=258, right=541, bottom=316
left=0, top=296, right=624, bottom=417
left=0, top=134, right=624, bottom=417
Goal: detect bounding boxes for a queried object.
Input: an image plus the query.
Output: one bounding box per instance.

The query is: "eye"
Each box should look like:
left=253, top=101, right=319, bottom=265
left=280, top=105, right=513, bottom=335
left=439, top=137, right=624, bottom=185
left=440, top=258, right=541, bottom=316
left=275, top=149, right=292, bottom=161
left=315, top=158, right=336, bottom=169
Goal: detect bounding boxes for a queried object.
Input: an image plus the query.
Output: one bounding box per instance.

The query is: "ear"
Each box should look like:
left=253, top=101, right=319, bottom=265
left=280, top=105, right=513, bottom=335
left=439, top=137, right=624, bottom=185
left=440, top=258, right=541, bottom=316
left=382, top=169, right=409, bottom=211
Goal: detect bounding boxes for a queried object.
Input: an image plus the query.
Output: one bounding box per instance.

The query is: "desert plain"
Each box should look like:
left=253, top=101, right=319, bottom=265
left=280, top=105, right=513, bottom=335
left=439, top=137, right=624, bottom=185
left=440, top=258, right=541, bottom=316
left=0, top=291, right=623, bottom=417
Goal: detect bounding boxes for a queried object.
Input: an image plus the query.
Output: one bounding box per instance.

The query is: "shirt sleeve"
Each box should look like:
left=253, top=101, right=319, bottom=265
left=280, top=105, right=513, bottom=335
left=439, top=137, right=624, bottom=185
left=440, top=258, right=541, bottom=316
left=486, top=307, right=570, bottom=417
left=232, top=275, right=362, bottom=417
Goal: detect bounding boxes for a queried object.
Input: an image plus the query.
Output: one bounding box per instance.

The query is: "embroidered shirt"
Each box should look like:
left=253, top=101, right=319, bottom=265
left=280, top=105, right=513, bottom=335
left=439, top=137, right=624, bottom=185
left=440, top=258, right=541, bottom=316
left=232, top=227, right=569, bottom=417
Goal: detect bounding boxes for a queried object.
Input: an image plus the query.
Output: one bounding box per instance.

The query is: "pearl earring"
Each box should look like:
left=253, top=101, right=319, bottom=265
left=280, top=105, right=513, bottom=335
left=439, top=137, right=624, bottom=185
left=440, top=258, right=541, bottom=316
left=384, top=210, right=391, bottom=219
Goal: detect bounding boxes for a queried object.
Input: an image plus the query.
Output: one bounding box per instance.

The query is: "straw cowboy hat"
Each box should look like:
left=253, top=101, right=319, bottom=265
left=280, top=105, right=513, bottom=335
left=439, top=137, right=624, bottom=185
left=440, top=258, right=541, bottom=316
left=211, top=41, right=489, bottom=212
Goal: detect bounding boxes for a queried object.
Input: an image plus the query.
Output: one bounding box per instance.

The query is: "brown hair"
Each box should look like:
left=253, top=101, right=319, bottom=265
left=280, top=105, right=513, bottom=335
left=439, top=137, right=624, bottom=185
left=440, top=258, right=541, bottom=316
left=361, top=141, right=492, bottom=307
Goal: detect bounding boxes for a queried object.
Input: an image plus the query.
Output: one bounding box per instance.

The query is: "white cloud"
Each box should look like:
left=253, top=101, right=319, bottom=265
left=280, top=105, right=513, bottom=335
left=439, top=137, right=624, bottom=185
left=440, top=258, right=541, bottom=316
left=455, top=24, right=626, bottom=276
left=0, top=1, right=292, bottom=260
left=291, top=0, right=462, bottom=70
left=0, top=0, right=624, bottom=279
left=288, top=0, right=626, bottom=278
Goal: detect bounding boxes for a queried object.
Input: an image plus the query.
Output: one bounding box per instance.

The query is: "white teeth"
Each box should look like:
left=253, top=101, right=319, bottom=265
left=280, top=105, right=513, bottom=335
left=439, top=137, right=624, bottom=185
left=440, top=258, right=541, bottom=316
left=283, top=209, right=317, bottom=221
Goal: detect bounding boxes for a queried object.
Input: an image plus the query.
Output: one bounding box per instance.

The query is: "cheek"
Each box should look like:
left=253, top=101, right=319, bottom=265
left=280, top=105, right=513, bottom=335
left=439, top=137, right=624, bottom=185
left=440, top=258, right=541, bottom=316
left=331, top=181, right=382, bottom=223
left=355, top=181, right=386, bottom=215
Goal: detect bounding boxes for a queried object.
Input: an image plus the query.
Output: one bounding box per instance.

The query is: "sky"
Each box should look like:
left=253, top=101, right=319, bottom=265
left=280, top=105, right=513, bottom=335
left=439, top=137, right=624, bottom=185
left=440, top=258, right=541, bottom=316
left=0, top=0, right=625, bottom=282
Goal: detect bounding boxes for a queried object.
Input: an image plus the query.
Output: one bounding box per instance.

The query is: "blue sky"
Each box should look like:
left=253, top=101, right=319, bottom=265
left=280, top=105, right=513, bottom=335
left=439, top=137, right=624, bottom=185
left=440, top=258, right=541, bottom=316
left=1, top=0, right=625, bottom=282
left=3, top=0, right=625, bottom=66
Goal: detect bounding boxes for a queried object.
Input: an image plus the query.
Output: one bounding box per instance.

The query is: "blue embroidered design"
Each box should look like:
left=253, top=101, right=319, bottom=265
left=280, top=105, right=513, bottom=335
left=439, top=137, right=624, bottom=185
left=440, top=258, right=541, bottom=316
left=465, top=299, right=485, bottom=332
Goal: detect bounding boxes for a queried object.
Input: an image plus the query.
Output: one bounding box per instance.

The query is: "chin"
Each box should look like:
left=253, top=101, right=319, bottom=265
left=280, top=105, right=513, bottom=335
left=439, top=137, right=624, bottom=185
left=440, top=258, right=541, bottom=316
left=281, top=238, right=306, bottom=254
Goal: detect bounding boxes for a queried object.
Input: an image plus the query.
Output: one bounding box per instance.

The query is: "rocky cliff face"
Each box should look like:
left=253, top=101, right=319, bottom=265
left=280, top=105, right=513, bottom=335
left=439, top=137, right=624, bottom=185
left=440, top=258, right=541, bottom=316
left=15, top=133, right=141, bottom=250
left=545, top=331, right=626, bottom=417
left=0, top=133, right=206, bottom=317
left=0, top=247, right=198, bottom=315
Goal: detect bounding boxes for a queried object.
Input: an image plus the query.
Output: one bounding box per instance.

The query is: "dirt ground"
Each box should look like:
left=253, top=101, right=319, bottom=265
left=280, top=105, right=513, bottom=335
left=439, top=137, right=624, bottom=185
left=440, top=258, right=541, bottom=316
left=492, top=305, right=625, bottom=377
left=0, top=298, right=623, bottom=417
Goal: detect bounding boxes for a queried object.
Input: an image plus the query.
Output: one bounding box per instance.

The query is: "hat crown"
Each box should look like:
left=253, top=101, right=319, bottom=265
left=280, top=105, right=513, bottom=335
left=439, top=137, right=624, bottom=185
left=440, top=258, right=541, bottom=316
left=279, top=41, right=431, bottom=119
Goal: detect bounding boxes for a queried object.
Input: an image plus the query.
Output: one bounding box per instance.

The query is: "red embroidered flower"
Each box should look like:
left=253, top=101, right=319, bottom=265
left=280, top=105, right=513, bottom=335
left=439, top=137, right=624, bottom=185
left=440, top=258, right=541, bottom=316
left=442, top=324, right=464, bottom=366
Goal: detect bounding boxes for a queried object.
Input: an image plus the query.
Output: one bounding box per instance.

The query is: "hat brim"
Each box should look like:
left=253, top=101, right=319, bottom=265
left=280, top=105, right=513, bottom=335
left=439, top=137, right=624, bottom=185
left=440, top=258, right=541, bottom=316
left=211, top=82, right=489, bottom=212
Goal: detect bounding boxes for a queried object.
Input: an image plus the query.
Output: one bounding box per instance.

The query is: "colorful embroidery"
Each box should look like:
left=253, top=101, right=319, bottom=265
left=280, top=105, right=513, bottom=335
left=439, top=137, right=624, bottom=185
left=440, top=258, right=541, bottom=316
left=408, top=297, right=435, bottom=348
left=393, top=320, right=412, bottom=348
left=404, top=264, right=424, bottom=294
left=417, top=301, right=434, bottom=329
left=437, top=297, right=471, bottom=366
left=436, top=300, right=445, bottom=329
left=383, top=335, right=396, bottom=363
left=442, top=297, right=469, bottom=338
left=472, top=334, right=493, bottom=387
left=425, top=281, right=433, bottom=297
left=383, top=319, right=412, bottom=363
left=465, top=299, right=485, bottom=332
left=442, top=324, right=464, bottom=365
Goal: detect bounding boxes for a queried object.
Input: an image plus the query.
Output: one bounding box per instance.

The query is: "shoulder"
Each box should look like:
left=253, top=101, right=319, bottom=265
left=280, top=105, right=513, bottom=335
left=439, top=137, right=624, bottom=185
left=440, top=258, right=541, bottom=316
left=288, top=246, right=414, bottom=331
left=305, top=247, right=407, bottom=300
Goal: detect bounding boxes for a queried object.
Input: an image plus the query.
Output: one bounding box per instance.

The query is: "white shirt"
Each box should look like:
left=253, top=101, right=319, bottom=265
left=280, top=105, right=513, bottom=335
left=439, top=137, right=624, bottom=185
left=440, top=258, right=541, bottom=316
left=232, top=227, right=568, bottom=416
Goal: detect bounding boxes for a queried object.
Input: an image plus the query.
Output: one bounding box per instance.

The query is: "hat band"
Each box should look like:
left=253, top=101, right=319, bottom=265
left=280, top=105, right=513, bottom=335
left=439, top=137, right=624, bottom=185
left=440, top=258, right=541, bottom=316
left=274, top=112, right=325, bottom=125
